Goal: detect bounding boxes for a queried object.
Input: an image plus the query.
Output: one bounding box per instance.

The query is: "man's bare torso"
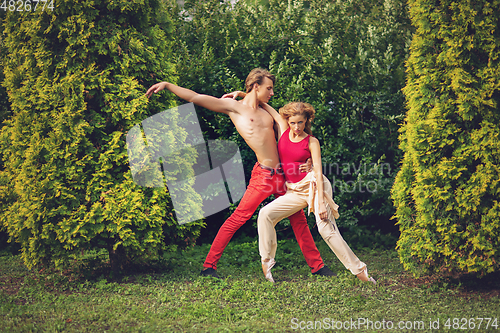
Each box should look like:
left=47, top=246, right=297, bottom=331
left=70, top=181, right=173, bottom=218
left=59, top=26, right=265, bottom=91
left=228, top=101, right=280, bottom=169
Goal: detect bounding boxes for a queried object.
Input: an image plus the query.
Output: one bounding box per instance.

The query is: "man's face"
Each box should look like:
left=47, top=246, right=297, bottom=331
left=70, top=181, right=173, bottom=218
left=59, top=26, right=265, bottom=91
left=255, top=77, right=274, bottom=103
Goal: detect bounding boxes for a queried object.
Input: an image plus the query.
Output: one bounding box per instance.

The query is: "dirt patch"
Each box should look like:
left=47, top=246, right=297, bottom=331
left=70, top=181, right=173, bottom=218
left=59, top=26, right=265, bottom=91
left=0, top=275, right=25, bottom=296
left=384, top=270, right=500, bottom=300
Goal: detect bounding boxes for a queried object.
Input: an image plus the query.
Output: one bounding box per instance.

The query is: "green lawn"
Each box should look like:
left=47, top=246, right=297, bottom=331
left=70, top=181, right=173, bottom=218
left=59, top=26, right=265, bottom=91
left=1, top=238, right=499, bottom=332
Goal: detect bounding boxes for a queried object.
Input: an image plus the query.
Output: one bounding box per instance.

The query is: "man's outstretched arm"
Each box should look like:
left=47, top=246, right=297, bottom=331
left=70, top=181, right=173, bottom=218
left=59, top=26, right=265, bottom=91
left=146, top=81, right=237, bottom=115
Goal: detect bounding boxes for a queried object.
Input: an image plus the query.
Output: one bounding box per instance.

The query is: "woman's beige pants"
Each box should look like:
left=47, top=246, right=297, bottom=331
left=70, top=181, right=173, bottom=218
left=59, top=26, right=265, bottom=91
left=258, top=173, right=366, bottom=275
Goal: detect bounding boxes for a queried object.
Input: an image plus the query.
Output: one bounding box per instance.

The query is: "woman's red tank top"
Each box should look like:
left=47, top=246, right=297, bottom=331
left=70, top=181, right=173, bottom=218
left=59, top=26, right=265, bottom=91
left=278, top=128, right=311, bottom=183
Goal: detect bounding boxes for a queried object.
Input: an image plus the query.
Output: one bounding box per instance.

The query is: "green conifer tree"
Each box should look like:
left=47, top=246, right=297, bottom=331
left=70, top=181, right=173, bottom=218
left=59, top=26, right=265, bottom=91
left=0, top=10, right=12, bottom=251
left=392, top=0, right=500, bottom=276
left=0, top=0, right=203, bottom=271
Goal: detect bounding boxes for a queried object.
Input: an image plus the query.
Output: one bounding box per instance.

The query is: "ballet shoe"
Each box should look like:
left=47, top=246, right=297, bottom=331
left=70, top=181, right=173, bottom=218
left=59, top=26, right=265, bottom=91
left=357, top=267, right=376, bottom=285
left=261, top=258, right=276, bottom=283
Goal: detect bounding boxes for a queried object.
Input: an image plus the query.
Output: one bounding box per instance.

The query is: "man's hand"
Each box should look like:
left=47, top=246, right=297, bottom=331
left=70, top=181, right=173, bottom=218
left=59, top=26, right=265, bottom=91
left=145, top=82, right=168, bottom=98
left=299, top=158, right=313, bottom=173
left=222, top=91, right=246, bottom=99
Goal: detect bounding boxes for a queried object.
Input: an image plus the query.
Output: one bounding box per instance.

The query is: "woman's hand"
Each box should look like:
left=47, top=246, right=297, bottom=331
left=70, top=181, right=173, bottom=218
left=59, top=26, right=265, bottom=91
left=318, top=202, right=328, bottom=221
left=222, top=90, right=246, bottom=99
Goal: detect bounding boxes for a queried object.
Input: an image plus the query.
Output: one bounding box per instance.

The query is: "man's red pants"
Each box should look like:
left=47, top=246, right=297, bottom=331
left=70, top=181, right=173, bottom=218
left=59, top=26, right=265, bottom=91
left=203, top=163, right=324, bottom=272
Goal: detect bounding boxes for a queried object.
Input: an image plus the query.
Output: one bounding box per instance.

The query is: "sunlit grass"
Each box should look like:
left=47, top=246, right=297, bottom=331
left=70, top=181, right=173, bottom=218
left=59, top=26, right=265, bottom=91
left=1, top=237, right=499, bottom=332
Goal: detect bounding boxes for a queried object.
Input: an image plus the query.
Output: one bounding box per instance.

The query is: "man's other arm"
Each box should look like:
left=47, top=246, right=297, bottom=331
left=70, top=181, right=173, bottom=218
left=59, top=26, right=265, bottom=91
left=146, top=82, right=237, bottom=115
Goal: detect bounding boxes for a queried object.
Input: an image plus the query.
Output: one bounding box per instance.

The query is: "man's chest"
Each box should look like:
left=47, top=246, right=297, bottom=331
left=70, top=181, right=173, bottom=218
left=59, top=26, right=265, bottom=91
left=231, top=111, right=274, bottom=137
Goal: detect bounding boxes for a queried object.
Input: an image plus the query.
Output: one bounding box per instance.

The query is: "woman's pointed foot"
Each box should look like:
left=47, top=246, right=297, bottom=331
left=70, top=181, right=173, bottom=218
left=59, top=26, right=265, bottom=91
left=262, top=258, right=276, bottom=283
left=357, top=267, right=376, bottom=285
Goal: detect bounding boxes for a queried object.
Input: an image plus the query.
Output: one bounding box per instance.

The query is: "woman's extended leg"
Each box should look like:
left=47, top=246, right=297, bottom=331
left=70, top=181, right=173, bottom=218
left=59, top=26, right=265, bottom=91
left=258, top=191, right=307, bottom=281
left=314, top=176, right=375, bottom=283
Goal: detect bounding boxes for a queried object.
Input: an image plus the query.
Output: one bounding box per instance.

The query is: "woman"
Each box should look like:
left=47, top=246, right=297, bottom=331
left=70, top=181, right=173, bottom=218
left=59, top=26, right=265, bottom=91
left=257, top=101, right=376, bottom=284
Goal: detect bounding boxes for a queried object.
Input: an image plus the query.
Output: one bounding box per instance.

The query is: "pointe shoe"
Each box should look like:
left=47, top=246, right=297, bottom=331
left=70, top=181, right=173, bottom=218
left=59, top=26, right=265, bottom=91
left=357, top=267, right=376, bottom=285
left=261, top=258, right=276, bottom=283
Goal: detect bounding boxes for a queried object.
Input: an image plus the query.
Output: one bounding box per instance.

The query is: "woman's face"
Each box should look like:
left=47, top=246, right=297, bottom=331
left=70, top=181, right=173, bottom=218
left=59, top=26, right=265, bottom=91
left=287, top=114, right=307, bottom=136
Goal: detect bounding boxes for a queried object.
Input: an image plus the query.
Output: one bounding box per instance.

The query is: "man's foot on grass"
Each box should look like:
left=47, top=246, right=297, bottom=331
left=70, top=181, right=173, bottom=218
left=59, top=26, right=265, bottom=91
left=312, top=265, right=337, bottom=277
left=200, top=267, right=220, bottom=279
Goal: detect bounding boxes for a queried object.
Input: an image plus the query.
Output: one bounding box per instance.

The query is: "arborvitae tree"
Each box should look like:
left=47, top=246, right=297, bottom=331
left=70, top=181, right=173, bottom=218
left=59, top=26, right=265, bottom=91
left=0, top=11, right=9, bottom=126
left=0, top=10, right=12, bottom=251
left=392, top=0, right=500, bottom=276
left=0, top=0, right=204, bottom=271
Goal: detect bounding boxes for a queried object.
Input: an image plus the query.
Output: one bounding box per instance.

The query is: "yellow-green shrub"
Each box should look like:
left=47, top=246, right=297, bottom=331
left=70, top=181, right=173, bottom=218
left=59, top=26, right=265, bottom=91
left=392, top=0, right=500, bottom=276
left=0, top=0, right=204, bottom=270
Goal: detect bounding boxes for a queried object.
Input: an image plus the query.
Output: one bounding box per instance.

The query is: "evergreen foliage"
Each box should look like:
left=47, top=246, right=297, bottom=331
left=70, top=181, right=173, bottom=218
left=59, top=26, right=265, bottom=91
left=0, top=0, right=203, bottom=270
left=0, top=9, right=11, bottom=251
left=172, top=0, right=412, bottom=232
left=0, top=11, right=10, bottom=126
left=392, top=0, right=500, bottom=276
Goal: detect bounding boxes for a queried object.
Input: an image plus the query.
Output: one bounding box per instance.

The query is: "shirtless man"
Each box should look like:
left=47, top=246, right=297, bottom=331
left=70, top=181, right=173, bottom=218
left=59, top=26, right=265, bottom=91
left=146, top=68, right=335, bottom=278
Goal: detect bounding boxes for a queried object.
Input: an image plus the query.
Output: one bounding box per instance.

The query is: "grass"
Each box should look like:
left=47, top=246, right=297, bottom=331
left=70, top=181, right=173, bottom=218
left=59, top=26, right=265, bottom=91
left=1, top=236, right=499, bottom=332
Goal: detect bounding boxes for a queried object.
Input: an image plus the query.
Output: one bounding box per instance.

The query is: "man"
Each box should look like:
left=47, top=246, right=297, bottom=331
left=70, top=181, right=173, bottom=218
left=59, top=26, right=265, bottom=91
left=146, top=68, right=335, bottom=278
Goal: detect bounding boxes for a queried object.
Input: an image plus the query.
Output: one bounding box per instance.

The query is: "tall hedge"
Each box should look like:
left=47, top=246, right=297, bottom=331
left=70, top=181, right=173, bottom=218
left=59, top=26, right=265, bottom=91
left=0, top=9, right=10, bottom=127
left=392, top=0, right=500, bottom=276
left=173, top=0, right=412, bottom=233
left=0, top=0, right=204, bottom=270
left=0, top=9, right=11, bottom=251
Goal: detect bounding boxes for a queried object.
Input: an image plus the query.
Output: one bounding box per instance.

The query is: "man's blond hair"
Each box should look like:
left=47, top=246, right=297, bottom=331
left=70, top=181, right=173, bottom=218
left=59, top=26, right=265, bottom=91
left=245, top=68, right=276, bottom=93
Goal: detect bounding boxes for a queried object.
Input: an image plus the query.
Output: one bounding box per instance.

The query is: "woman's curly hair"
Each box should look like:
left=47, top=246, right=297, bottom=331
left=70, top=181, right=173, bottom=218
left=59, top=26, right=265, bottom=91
left=279, top=102, right=316, bottom=135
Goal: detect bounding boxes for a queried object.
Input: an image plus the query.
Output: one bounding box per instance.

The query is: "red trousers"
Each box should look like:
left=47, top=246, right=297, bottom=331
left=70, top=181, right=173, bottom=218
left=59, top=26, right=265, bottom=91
left=203, top=162, right=324, bottom=272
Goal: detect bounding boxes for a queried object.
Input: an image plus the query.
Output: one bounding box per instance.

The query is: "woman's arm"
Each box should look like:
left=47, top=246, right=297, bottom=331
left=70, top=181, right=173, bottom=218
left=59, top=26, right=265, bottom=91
left=259, top=103, right=289, bottom=139
left=309, top=137, right=328, bottom=220
left=221, top=90, right=246, bottom=99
